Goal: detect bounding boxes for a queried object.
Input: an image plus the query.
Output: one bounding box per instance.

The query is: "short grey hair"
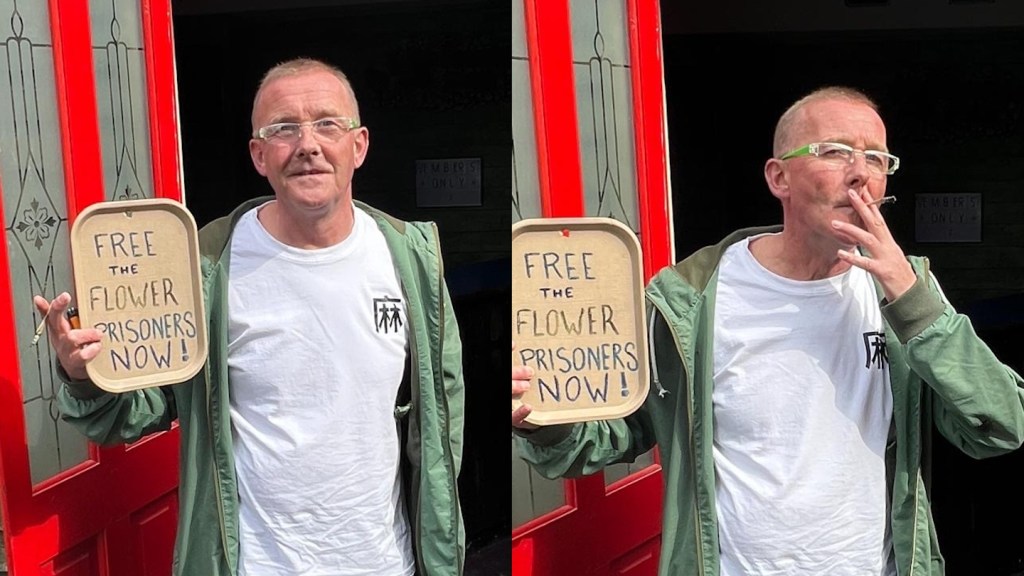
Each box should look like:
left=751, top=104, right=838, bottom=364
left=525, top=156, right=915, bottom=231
left=772, top=86, right=878, bottom=157
left=251, top=57, right=360, bottom=130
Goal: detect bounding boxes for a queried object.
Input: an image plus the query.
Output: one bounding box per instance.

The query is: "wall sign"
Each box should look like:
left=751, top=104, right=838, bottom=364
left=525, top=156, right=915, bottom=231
left=512, top=217, right=648, bottom=425
left=71, top=199, right=208, bottom=392
left=416, top=157, right=482, bottom=207
left=915, top=193, right=982, bottom=243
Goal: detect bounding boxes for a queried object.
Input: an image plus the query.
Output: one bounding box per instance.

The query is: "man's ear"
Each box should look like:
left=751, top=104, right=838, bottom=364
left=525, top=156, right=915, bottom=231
left=249, top=139, right=267, bottom=176
left=352, top=128, right=369, bottom=169
left=764, top=158, right=789, bottom=201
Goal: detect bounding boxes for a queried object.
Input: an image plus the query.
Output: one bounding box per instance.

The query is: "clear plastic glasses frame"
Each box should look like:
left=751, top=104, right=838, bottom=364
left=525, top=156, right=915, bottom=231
left=780, top=142, right=900, bottom=176
left=254, top=116, right=360, bottom=143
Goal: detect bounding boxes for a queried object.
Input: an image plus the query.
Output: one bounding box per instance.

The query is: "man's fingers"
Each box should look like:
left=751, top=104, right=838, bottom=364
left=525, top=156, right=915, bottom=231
left=512, top=365, right=533, bottom=380
left=831, top=219, right=871, bottom=247
left=512, top=379, right=530, bottom=397
left=849, top=189, right=887, bottom=229
left=33, top=295, right=50, bottom=316
left=836, top=248, right=869, bottom=269
left=71, top=342, right=103, bottom=363
left=34, top=292, right=72, bottom=329
left=512, top=404, right=537, bottom=430
left=66, top=328, right=104, bottom=349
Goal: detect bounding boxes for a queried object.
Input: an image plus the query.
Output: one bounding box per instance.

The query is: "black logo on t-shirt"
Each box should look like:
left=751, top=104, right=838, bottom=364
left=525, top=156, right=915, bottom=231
left=862, top=331, right=888, bottom=369
left=374, top=297, right=403, bottom=334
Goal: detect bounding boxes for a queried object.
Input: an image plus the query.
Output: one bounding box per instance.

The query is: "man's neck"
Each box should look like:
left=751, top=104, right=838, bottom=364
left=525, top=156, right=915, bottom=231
left=257, top=199, right=356, bottom=249
left=748, top=230, right=854, bottom=281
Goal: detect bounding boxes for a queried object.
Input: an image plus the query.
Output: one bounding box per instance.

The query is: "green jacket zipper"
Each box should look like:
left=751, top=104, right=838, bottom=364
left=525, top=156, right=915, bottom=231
left=648, top=298, right=705, bottom=576
left=433, top=222, right=463, bottom=576
left=205, top=361, right=231, bottom=573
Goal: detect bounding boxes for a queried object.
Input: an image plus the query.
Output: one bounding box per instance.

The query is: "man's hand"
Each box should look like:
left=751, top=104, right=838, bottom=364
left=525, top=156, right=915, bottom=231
left=833, top=188, right=917, bottom=301
left=32, top=292, right=103, bottom=380
left=512, top=343, right=538, bottom=430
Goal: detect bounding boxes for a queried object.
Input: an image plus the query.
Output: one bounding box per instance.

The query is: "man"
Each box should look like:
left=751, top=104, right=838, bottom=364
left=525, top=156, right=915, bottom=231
left=35, top=58, right=465, bottom=576
left=512, top=86, right=1024, bottom=575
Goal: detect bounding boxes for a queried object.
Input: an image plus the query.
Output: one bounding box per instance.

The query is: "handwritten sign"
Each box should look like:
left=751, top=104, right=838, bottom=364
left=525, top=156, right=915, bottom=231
left=512, top=217, right=648, bottom=425
left=70, top=199, right=208, bottom=392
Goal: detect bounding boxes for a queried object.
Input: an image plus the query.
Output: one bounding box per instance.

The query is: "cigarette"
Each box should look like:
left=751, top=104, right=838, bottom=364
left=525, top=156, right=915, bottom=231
left=30, top=306, right=52, bottom=346
left=866, top=196, right=896, bottom=207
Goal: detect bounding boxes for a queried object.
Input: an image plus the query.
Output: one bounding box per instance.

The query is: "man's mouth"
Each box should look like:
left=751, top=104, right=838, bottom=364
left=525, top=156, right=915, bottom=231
left=290, top=168, right=330, bottom=177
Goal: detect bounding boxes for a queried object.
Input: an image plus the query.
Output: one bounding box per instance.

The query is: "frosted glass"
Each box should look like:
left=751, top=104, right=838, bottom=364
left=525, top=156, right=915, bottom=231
left=511, top=0, right=563, bottom=527
left=0, top=0, right=90, bottom=484
left=90, top=0, right=154, bottom=201
left=512, top=0, right=540, bottom=223
left=570, top=0, right=639, bottom=233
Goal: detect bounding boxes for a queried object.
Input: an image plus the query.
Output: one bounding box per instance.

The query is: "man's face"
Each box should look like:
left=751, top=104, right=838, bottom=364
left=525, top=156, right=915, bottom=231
left=248, top=70, right=368, bottom=215
left=774, top=99, right=889, bottom=247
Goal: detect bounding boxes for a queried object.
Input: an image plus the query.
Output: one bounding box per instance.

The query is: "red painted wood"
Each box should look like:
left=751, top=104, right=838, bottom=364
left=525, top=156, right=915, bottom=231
left=512, top=1, right=672, bottom=575
left=141, top=0, right=183, bottom=202
left=513, top=471, right=662, bottom=575
left=0, top=1, right=182, bottom=573
left=43, top=540, right=98, bottom=576
left=50, top=0, right=105, bottom=217
left=628, top=0, right=673, bottom=279
left=0, top=191, right=31, bottom=571
left=611, top=536, right=661, bottom=575
left=524, top=0, right=583, bottom=218
left=133, top=494, right=178, bottom=575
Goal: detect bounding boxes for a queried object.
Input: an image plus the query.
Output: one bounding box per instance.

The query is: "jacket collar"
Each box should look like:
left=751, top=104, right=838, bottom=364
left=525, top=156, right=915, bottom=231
left=197, top=196, right=409, bottom=266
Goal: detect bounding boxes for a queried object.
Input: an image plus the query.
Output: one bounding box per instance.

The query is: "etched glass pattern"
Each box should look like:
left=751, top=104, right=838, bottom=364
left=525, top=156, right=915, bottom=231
left=511, top=0, right=566, bottom=526
left=90, top=0, right=153, bottom=201
left=1, top=0, right=90, bottom=484
left=571, top=0, right=639, bottom=233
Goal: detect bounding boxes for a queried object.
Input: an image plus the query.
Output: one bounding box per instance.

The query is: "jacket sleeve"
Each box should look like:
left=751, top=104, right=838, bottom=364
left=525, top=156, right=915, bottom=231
left=514, top=405, right=657, bottom=479
left=56, top=369, right=177, bottom=446
left=884, top=269, right=1024, bottom=459
left=441, top=282, right=466, bottom=474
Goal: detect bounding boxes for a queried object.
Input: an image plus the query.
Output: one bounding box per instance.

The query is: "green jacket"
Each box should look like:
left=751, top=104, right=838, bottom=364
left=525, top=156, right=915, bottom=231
left=518, top=226, right=1024, bottom=576
left=58, top=197, right=466, bottom=576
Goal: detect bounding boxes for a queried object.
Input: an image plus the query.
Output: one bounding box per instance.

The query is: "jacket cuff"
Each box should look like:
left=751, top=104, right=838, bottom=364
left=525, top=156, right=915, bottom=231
left=55, top=362, right=108, bottom=400
left=513, top=423, right=574, bottom=447
left=881, top=275, right=945, bottom=344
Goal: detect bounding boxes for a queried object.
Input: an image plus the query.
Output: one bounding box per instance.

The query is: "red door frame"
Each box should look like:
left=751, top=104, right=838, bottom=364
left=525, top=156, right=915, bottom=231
left=512, top=0, right=672, bottom=574
left=0, top=0, right=182, bottom=573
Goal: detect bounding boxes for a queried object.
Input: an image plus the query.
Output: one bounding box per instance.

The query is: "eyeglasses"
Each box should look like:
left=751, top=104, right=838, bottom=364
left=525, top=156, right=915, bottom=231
left=780, top=142, right=900, bottom=176
left=254, top=116, right=360, bottom=143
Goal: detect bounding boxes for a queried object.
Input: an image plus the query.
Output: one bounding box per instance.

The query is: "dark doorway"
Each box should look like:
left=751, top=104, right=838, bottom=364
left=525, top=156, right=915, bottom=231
left=171, top=0, right=511, bottom=571
left=665, top=27, right=1024, bottom=575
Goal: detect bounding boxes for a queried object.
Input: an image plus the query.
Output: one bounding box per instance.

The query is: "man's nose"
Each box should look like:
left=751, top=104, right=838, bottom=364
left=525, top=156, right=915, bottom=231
left=294, top=125, right=321, bottom=156
left=845, top=153, right=871, bottom=188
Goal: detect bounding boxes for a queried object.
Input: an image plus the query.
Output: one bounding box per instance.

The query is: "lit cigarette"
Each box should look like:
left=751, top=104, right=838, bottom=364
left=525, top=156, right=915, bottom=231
left=30, top=306, right=53, bottom=346
left=866, top=196, right=896, bottom=207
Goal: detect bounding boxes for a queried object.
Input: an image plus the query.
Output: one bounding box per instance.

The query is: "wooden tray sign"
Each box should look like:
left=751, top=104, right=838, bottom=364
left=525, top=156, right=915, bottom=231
left=512, top=218, right=648, bottom=425
left=71, top=199, right=208, bottom=393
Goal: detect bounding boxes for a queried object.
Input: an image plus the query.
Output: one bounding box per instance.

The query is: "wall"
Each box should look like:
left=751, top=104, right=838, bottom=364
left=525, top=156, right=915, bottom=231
left=171, top=0, right=512, bottom=551
left=173, top=1, right=510, bottom=272
left=663, top=0, right=1024, bottom=35
left=665, top=26, right=1024, bottom=575
left=665, top=28, right=1024, bottom=310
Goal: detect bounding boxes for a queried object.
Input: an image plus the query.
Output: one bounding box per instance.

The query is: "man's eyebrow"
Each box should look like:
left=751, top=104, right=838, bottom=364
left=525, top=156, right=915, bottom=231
left=266, top=110, right=342, bottom=124
left=823, top=137, right=888, bottom=152
left=265, top=116, right=299, bottom=125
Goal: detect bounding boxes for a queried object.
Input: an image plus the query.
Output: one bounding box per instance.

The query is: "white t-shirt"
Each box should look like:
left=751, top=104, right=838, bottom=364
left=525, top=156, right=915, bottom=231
left=712, top=234, right=894, bottom=576
left=227, top=204, right=414, bottom=576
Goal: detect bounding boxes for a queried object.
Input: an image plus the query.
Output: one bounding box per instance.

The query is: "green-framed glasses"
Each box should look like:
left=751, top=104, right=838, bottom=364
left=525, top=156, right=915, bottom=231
left=780, top=142, right=900, bottom=176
